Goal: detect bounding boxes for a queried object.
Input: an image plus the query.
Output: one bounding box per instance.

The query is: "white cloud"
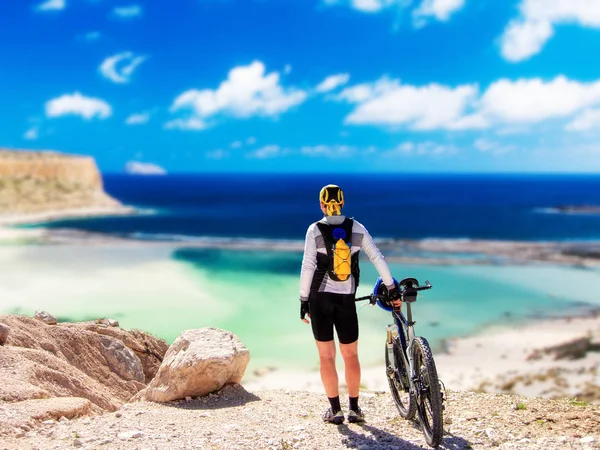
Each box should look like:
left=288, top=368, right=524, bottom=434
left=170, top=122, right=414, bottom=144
left=316, top=73, right=351, bottom=93
left=99, top=52, right=146, bottom=84
left=206, top=149, right=229, bottom=160
left=339, top=78, right=479, bottom=130
left=413, top=0, right=465, bottom=26
left=46, top=92, right=112, bottom=120
left=229, top=138, right=257, bottom=148
left=249, top=145, right=283, bottom=159
left=446, top=113, right=489, bottom=130
left=566, top=109, right=600, bottom=131
left=325, top=0, right=395, bottom=13
left=324, top=0, right=465, bottom=24
left=352, top=0, right=390, bottom=13
left=501, top=18, right=553, bottom=62
left=384, top=141, right=458, bottom=156
left=338, top=75, right=600, bottom=131
left=479, top=76, right=600, bottom=123
left=325, top=0, right=417, bottom=13
left=300, top=144, right=357, bottom=157
left=473, top=138, right=495, bottom=152
left=392, top=142, right=416, bottom=154
left=169, top=61, right=307, bottom=130
left=125, top=161, right=167, bottom=175
left=112, top=4, right=142, bottom=18
left=164, top=118, right=206, bottom=131
left=37, top=0, right=65, bottom=11
left=24, top=127, right=39, bottom=141
left=84, top=31, right=101, bottom=42
left=125, top=112, right=151, bottom=125
left=473, top=138, right=516, bottom=155
left=501, top=0, right=600, bottom=62
left=338, top=78, right=406, bottom=102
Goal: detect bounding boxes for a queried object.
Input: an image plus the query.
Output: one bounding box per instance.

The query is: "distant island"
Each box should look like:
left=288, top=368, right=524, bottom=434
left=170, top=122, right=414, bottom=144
left=0, top=148, right=131, bottom=224
left=554, top=205, right=600, bottom=215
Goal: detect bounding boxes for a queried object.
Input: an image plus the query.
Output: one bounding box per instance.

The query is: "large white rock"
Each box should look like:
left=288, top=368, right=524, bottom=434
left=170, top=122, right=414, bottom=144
left=100, top=336, right=145, bottom=383
left=135, top=328, right=250, bottom=403
left=34, top=311, right=58, bottom=325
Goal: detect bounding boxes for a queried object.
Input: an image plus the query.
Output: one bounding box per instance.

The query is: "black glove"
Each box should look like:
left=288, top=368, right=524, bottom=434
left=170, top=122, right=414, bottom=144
left=300, top=300, right=310, bottom=320
left=388, top=286, right=400, bottom=301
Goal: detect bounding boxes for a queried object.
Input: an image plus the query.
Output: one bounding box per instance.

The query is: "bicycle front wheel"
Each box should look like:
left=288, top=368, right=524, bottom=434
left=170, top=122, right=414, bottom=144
left=411, top=337, right=443, bottom=448
left=384, top=337, right=415, bottom=419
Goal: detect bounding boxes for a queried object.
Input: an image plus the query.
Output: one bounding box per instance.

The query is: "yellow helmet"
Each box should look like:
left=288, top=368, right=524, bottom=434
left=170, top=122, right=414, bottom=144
left=319, top=184, right=344, bottom=216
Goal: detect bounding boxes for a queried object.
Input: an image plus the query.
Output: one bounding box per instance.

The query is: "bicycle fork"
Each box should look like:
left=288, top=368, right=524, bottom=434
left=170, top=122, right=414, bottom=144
left=386, top=325, right=396, bottom=376
left=407, top=341, right=418, bottom=397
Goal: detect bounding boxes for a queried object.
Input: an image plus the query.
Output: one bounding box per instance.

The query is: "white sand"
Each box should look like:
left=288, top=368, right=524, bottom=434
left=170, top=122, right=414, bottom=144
left=0, top=206, right=137, bottom=242
left=0, top=205, right=136, bottom=227
left=243, top=313, right=600, bottom=401
left=433, top=314, right=600, bottom=394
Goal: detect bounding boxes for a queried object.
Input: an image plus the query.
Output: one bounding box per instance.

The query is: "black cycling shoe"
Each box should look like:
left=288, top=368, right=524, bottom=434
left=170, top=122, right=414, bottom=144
left=322, top=408, right=344, bottom=425
left=347, top=407, right=365, bottom=423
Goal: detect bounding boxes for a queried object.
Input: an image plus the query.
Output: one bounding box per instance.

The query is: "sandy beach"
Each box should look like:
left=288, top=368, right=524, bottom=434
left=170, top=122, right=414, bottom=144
left=243, top=312, right=600, bottom=403
left=0, top=205, right=136, bottom=227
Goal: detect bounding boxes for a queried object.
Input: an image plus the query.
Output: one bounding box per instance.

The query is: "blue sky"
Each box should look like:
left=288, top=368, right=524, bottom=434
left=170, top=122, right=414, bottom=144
left=2, top=0, right=600, bottom=173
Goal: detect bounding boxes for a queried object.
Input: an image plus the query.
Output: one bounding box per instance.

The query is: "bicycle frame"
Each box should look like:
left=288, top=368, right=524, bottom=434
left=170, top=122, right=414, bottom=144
left=387, top=304, right=415, bottom=388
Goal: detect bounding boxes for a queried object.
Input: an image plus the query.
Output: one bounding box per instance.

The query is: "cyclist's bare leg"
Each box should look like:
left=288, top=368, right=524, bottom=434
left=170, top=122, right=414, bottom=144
left=315, top=340, right=339, bottom=397
left=340, top=340, right=360, bottom=397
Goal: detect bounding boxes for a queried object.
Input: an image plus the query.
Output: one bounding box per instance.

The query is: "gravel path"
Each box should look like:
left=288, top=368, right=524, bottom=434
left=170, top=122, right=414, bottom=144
left=2, top=384, right=600, bottom=450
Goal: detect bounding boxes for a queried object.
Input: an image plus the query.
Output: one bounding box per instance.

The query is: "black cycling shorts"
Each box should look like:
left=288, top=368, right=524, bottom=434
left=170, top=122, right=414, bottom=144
left=309, top=292, right=358, bottom=344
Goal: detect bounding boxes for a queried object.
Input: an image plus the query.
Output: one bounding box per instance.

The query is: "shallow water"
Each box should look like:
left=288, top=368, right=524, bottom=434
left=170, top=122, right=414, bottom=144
left=2, top=243, right=599, bottom=376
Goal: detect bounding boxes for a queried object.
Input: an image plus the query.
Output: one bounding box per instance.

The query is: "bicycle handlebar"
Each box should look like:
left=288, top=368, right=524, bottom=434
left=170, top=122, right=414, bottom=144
left=413, top=280, right=433, bottom=292
left=355, top=279, right=433, bottom=305
left=355, top=293, right=384, bottom=304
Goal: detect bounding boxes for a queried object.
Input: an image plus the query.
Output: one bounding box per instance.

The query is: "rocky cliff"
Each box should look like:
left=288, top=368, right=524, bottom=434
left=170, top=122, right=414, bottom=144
left=0, top=149, right=121, bottom=214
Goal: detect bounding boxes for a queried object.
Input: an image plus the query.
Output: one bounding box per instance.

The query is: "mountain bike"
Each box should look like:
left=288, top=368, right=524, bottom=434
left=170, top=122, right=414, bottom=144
left=357, top=277, right=444, bottom=448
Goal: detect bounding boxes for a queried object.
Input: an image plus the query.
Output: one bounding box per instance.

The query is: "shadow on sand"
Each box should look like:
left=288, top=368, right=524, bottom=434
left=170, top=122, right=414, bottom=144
left=164, top=384, right=261, bottom=411
left=337, top=421, right=473, bottom=450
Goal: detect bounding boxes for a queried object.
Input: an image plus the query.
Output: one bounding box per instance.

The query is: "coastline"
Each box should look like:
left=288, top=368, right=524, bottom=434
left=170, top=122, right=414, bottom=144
left=0, top=205, right=137, bottom=227
left=0, top=206, right=138, bottom=241
left=3, top=214, right=600, bottom=269
left=243, top=310, right=600, bottom=403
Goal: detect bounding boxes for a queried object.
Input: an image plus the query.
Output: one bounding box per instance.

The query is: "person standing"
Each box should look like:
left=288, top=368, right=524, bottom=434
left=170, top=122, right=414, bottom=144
left=299, top=184, right=400, bottom=424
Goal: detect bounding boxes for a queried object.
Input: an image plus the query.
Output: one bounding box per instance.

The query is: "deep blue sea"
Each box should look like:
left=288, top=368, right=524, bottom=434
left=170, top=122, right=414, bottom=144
left=41, top=173, right=600, bottom=241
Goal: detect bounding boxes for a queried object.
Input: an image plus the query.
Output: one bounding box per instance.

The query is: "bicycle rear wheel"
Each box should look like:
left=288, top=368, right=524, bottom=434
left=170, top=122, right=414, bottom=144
left=384, top=337, right=415, bottom=419
left=411, top=337, right=443, bottom=448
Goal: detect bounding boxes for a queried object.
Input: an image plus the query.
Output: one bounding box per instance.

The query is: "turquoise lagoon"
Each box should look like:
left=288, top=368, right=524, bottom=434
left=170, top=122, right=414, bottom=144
left=2, top=243, right=600, bottom=377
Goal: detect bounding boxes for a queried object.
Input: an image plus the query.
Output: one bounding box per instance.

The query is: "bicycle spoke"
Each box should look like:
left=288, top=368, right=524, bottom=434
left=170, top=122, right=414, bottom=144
left=384, top=337, right=416, bottom=420
left=412, top=337, right=444, bottom=448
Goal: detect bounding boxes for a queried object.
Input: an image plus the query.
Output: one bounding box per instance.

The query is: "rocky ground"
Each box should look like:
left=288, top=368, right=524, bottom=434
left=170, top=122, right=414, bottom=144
left=1, top=384, right=599, bottom=450
left=1, top=309, right=599, bottom=450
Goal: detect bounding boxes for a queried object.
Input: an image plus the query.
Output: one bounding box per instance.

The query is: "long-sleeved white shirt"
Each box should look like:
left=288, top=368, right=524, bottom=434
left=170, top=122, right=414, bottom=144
left=299, top=215, right=395, bottom=301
